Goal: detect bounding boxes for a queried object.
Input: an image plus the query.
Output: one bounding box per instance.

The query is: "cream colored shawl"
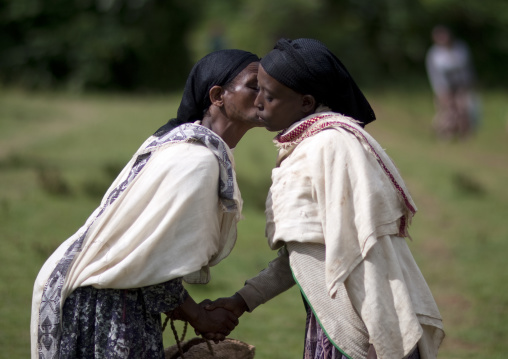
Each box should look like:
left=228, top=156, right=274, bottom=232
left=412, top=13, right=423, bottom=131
left=267, top=112, right=417, bottom=297
left=265, top=112, right=444, bottom=358
left=31, top=124, right=242, bottom=359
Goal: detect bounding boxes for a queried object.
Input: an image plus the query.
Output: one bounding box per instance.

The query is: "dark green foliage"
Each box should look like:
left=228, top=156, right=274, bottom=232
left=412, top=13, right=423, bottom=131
left=0, top=0, right=507, bottom=90
left=0, top=0, right=197, bottom=91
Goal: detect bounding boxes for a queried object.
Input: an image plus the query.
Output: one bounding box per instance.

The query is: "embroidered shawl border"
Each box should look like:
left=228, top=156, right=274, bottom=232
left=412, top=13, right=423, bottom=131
left=146, top=124, right=237, bottom=211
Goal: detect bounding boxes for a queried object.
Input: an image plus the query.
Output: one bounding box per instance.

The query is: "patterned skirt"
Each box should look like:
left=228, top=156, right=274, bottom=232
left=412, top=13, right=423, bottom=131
left=58, top=278, right=187, bottom=359
left=304, top=307, right=421, bottom=359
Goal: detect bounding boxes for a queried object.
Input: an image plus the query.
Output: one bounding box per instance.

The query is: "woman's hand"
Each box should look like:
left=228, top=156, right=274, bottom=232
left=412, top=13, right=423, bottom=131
left=203, top=292, right=249, bottom=318
left=176, top=295, right=239, bottom=343
left=164, top=307, right=184, bottom=321
left=190, top=307, right=239, bottom=336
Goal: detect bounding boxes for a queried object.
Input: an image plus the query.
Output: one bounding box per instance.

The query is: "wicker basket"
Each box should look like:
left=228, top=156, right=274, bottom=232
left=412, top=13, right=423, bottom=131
left=164, top=337, right=255, bottom=359
left=163, top=316, right=255, bottom=359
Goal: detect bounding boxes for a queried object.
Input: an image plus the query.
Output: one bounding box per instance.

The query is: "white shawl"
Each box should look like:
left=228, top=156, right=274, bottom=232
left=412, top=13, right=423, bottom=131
left=267, top=112, right=417, bottom=296
left=265, top=113, right=444, bottom=358
left=31, top=124, right=242, bottom=359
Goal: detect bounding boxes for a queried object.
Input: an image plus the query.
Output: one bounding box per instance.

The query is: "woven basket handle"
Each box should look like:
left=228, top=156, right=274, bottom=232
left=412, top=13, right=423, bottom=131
left=162, top=315, right=215, bottom=359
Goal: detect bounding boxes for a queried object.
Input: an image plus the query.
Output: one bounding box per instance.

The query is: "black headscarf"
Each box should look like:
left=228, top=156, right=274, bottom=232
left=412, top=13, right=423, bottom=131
left=154, top=49, right=260, bottom=136
left=260, top=38, right=376, bottom=127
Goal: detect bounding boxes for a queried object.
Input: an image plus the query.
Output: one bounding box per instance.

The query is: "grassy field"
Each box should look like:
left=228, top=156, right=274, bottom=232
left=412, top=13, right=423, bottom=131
left=0, top=88, right=507, bottom=358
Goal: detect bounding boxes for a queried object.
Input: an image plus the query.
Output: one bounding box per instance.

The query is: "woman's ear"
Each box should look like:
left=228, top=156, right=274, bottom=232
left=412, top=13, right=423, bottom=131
left=302, top=94, right=317, bottom=115
left=209, top=85, right=224, bottom=107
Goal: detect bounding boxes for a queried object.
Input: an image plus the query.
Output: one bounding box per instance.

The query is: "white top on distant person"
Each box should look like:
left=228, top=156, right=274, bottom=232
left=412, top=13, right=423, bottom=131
left=426, top=25, right=479, bottom=139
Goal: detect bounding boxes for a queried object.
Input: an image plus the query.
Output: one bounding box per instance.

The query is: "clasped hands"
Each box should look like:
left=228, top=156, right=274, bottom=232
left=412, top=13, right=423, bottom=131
left=166, top=293, right=248, bottom=343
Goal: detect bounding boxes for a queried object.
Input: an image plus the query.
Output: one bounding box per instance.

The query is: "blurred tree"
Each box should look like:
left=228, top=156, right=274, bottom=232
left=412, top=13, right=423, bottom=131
left=0, top=0, right=506, bottom=91
left=0, top=0, right=197, bottom=91
left=188, top=0, right=507, bottom=88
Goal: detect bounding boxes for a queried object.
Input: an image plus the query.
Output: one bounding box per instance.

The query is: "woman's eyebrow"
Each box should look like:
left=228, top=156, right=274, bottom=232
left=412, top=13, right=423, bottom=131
left=260, top=85, right=274, bottom=95
left=247, top=77, right=258, bottom=85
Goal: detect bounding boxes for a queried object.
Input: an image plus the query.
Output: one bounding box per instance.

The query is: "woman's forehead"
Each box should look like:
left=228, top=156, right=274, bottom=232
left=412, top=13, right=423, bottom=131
left=259, top=66, right=300, bottom=98
left=233, top=62, right=259, bottom=81
left=258, top=66, right=280, bottom=88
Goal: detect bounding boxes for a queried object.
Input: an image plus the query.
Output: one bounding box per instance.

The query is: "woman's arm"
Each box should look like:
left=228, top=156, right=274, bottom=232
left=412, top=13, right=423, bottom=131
left=204, top=246, right=295, bottom=315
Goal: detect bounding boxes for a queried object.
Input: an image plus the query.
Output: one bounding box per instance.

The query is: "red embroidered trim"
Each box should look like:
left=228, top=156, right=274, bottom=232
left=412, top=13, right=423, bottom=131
left=276, top=114, right=335, bottom=143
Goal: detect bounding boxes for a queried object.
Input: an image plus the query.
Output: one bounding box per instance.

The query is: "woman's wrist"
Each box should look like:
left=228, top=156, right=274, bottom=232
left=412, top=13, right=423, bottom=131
left=178, top=295, right=201, bottom=325
left=232, top=292, right=249, bottom=315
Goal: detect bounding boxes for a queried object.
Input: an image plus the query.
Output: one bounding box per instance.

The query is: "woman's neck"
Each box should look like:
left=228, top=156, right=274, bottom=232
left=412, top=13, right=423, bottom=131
left=201, top=114, right=251, bottom=149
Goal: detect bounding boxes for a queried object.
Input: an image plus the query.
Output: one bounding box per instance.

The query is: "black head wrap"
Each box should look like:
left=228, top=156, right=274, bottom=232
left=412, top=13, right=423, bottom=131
left=154, top=49, right=260, bottom=136
left=260, top=38, right=375, bottom=126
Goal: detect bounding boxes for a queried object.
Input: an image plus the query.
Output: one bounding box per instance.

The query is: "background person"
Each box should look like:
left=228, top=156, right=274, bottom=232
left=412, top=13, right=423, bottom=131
left=426, top=25, right=479, bottom=139
left=207, top=38, right=444, bottom=359
left=30, top=49, right=261, bottom=359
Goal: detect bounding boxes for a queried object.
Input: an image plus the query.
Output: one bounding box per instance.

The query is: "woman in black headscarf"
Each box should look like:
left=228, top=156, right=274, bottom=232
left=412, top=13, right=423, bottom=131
left=206, top=39, right=444, bottom=359
left=31, top=49, right=261, bottom=359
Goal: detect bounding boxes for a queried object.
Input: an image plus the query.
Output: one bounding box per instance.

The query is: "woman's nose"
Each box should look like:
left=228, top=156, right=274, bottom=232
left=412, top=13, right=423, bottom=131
left=254, top=95, right=263, bottom=110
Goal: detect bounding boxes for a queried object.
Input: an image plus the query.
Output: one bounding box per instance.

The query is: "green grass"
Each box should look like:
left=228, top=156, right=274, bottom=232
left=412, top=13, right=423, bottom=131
left=1, top=88, right=507, bottom=358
